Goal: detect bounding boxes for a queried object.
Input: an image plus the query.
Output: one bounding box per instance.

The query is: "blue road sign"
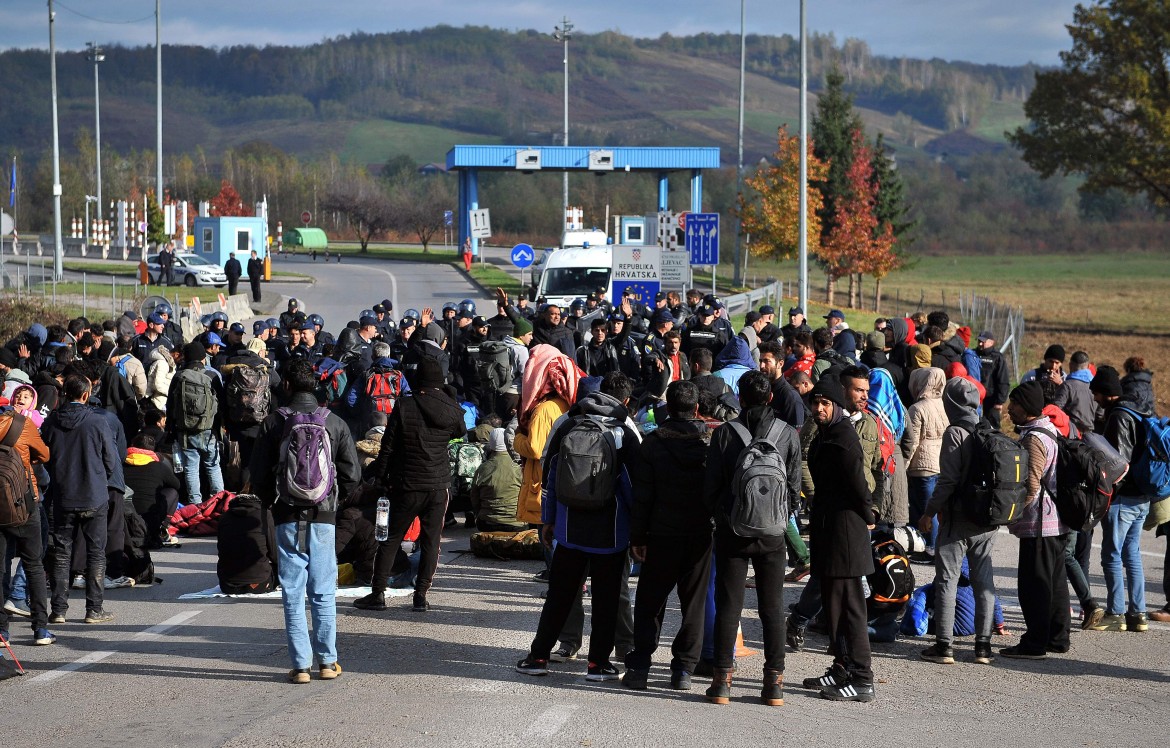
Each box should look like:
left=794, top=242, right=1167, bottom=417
left=686, top=212, right=720, bottom=265
left=443, top=210, right=453, bottom=227
left=511, top=243, right=535, bottom=269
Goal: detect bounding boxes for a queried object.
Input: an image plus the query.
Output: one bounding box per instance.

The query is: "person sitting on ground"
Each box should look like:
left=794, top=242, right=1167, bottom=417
left=123, top=432, right=181, bottom=549
left=470, top=428, right=527, bottom=533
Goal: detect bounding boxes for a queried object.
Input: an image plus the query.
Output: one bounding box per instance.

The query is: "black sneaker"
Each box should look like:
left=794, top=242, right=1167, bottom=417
left=621, top=668, right=648, bottom=690
left=694, top=658, right=714, bottom=677
left=353, top=592, right=386, bottom=611
left=515, top=656, right=549, bottom=676
left=532, top=569, right=549, bottom=583
left=820, top=680, right=875, bottom=702
left=84, top=610, right=114, bottom=624
left=802, top=665, right=848, bottom=689
left=550, top=645, right=578, bottom=663
left=1000, top=645, right=1047, bottom=660
left=585, top=661, right=620, bottom=682
left=974, top=641, right=994, bottom=665
left=786, top=616, right=805, bottom=652
left=670, top=670, right=693, bottom=691
left=1126, top=612, right=1149, bottom=632
left=48, top=612, right=66, bottom=625
left=920, top=642, right=955, bottom=664
left=412, top=594, right=430, bottom=612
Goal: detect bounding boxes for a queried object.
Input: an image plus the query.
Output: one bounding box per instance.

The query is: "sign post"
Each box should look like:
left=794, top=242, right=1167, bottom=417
left=511, top=242, right=534, bottom=294
left=686, top=212, right=720, bottom=295
left=611, top=245, right=661, bottom=305
left=300, top=210, right=311, bottom=226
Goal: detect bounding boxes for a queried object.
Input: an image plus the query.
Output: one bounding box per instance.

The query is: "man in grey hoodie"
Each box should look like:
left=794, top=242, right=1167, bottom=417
left=916, top=377, right=999, bottom=666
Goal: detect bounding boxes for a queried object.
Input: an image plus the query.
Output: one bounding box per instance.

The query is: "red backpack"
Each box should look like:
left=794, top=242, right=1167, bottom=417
left=872, top=416, right=897, bottom=479
left=365, top=367, right=404, bottom=414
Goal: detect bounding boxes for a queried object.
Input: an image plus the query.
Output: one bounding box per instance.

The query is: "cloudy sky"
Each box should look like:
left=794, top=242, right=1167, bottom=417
left=2, top=0, right=1076, bottom=66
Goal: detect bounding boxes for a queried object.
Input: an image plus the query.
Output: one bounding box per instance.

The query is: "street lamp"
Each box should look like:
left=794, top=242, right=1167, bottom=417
left=732, top=0, right=746, bottom=287
left=48, top=0, right=64, bottom=281
left=553, top=16, right=573, bottom=217
left=86, top=42, right=104, bottom=215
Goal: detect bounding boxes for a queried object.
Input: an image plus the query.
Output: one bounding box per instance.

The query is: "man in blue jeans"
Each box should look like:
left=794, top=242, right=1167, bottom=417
left=167, top=342, right=225, bottom=504
left=1090, top=366, right=1152, bottom=632
left=250, top=359, right=361, bottom=684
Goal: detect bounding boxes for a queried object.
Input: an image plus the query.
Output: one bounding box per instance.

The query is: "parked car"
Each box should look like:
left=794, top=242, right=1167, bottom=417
left=147, top=252, right=228, bottom=287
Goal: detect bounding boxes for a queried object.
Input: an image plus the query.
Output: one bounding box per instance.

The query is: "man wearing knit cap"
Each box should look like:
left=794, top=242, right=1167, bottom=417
left=495, top=316, right=532, bottom=420
left=357, top=357, right=466, bottom=613
left=1003, top=380, right=1069, bottom=659
left=469, top=428, right=526, bottom=533
left=801, top=374, right=877, bottom=702
left=1021, top=343, right=1066, bottom=405
left=1089, top=365, right=1153, bottom=632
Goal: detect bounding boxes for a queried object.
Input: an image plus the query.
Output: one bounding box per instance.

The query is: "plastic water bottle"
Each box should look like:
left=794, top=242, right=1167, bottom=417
left=172, top=445, right=184, bottom=474
left=375, top=497, right=390, bottom=542
left=860, top=575, right=872, bottom=599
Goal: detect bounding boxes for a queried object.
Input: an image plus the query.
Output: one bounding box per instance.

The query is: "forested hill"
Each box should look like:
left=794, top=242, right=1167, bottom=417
left=0, top=25, right=1038, bottom=164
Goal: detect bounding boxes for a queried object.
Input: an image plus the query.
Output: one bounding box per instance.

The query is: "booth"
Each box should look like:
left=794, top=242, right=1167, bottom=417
left=192, top=216, right=269, bottom=278
left=285, top=227, right=329, bottom=251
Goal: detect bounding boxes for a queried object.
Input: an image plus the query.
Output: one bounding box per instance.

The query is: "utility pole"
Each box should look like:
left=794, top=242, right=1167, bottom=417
left=798, top=0, right=809, bottom=312
left=732, top=0, right=747, bottom=287
left=553, top=17, right=574, bottom=217
left=87, top=42, right=104, bottom=215
left=48, top=0, right=64, bottom=281
left=156, top=0, right=163, bottom=237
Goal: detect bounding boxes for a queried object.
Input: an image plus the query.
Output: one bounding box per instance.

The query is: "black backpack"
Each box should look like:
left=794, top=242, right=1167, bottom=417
left=867, top=530, right=914, bottom=615
left=960, top=424, right=1029, bottom=527
left=555, top=415, right=621, bottom=511
left=1041, top=429, right=1128, bottom=532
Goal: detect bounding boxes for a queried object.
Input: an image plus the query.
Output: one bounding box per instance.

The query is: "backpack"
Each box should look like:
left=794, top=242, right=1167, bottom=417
left=123, top=496, right=156, bottom=585
left=1117, top=407, right=1170, bottom=501
left=0, top=414, right=33, bottom=528
left=476, top=340, right=515, bottom=393
left=365, top=366, right=404, bottom=415
left=960, top=424, right=1029, bottom=527
left=872, top=416, right=897, bottom=479
left=174, top=369, right=218, bottom=432
left=725, top=419, right=789, bottom=538
left=113, top=353, right=132, bottom=380
left=867, top=530, right=915, bottom=615
left=276, top=407, right=336, bottom=507
left=555, top=415, right=621, bottom=511
left=226, top=365, right=272, bottom=426
left=315, top=359, right=350, bottom=408
left=469, top=529, right=544, bottom=560
left=961, top=348, right=983, bottom=383
left=1042, top=429, right=1128, bottom=532
left=447, top=440, right=485, bottom=499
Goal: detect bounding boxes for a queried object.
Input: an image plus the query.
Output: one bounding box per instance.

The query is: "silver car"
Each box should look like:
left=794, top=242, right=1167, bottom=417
left=147, top=252, right=228, bottom=287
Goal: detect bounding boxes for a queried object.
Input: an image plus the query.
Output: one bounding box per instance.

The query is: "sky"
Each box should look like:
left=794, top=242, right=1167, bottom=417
left=1, top=0, right=1077, bottom=66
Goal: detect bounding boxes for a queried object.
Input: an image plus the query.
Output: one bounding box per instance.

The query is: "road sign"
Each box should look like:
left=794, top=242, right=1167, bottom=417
left=686, top=212, right=719, bottom=265
left=443, top=210, right=454, bottom=227
left=612, top=245, right=661, bottom=303
left=301, top=210, right=311, bottom=225
left=660, top=251, right=688, bottom=286
left=469, top=208, right=491, bottom=239
left=511, top=243, right=535, bottom=269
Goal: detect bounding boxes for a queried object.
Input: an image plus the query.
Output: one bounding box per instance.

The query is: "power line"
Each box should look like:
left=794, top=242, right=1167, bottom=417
left=55, top=2, right=155, bottom=25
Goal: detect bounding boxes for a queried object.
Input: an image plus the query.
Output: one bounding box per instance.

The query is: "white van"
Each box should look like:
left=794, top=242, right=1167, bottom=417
left=533, top=246, right=614, bottom=309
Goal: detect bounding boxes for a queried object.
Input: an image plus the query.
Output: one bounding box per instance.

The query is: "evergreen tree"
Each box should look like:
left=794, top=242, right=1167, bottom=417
left=811, top=67, right=864, bottom=246
left=146, top=191, right=167, bottom=246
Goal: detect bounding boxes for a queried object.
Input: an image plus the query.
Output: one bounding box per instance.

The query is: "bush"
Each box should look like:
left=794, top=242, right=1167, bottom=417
left=0, top=298, right=73, bottom=346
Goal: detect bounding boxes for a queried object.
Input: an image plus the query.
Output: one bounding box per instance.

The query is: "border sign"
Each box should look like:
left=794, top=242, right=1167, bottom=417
left=686, top=212, right=719, bottom=265
left=469, top=208, right=491, bottom=239
left=611, top=245, right=661, bottom=305
left=660, top=251, right=688, bottom=287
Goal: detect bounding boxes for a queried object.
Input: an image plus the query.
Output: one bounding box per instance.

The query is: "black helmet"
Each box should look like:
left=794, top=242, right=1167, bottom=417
left=403, top=308, right=421, bottom=322
left=442, top=301, right=458, bottom=314
left=210, top=311, right=229, bottom=324
left=459, top=298, right=477, bottom=315
left=155, top=301, right=173, bottom=318
left=288, top=298, right=299, bottom=310
left=569, top=298, right=585, bottom=313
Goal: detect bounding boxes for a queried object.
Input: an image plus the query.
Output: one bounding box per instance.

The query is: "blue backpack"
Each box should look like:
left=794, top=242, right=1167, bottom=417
left=1117, top=408, right=1170, bottom=500
left=961, top=348, right=982, bottom=383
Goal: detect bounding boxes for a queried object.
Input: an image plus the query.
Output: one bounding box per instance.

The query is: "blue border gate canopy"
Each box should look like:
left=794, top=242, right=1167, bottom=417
left=445, top=145, right=721, bottom=172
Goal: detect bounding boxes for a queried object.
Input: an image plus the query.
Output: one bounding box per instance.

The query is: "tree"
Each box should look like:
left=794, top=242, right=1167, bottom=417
left=322, top=180, right=395, bottom=252
left=869, top=133, right=915, bottom=310
left=209, top=180, right=251, bottom=217
left=811, top=67, right=864, bottom=244
left=738, top=126, right=827, bottom=262
left=145, top=191, right=167, bottom=246
left=389, top=175, right=453, bottom=252
left=1010, top=0, right=1170, bottom=205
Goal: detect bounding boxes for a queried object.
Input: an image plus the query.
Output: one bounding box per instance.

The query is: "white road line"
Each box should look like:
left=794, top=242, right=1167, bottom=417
left=30, top=609, right=203, bottom=685
left=524, top=704, right=578, bottom=739
left=363, top=263, right=399, bottom=316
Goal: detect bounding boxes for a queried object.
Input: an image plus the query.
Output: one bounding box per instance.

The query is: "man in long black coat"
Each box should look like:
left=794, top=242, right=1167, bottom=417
left=224, top=252, right=242, bottom=296
left=804, top=375, right=876, bottom=703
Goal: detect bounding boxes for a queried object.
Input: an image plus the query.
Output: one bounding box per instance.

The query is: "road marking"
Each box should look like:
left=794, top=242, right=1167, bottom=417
left=525, top=704, right=578, bottom=738
left=362, top=262, right=399, bottom=316
left=30, top=609, right=203, bottom=685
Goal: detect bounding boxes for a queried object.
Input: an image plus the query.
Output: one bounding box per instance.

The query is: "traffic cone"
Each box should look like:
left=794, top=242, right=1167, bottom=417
left=734, top=624, right=756, bottom=658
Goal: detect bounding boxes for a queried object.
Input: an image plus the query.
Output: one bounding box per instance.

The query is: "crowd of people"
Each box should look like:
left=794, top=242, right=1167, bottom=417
left=0, top=284, right=1164, bottom=705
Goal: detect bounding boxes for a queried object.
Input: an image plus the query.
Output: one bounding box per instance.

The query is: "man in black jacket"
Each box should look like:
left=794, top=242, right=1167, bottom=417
left=249, top=358, right=360, bottom=683
left=976, top=331, right=1010, bottom=429
left=623, top=381, right=714, bottom=691
left=356, top=357, right=466, bottom=613
left=224, top=252, right=242, bottom=296
left=246, top=251, right=264, bottom=303
left=702, top=370, right=801, bottom=707
left=802, top=375, right=877, bottom=702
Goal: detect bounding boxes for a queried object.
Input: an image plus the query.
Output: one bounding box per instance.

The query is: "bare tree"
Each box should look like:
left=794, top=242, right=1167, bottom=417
left=389, top=175, right=453, bottom=252
left=322, top=179, right=394, bottom=252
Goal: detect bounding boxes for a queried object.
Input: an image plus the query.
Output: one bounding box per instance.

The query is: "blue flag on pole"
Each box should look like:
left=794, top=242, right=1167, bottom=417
left=8, top=159, right=14, bottom=208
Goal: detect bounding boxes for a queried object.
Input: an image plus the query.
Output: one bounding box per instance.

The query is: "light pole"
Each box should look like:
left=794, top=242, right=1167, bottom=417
left=48, top=0, right=64, bottom=281
left=156, top=0, right=164, bottom=222
left=798, top=0, right=809, bottom=312
left=86, top=42, right=104, bottom=215
left=553, top=17, right=573, bottom=217
left=732, top=0, right=747, bottom=287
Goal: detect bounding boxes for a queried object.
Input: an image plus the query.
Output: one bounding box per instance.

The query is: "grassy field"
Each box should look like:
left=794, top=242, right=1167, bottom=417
left=342, top=120, right=502, bottom=166
left=970, top=99, right=1028, bottom=143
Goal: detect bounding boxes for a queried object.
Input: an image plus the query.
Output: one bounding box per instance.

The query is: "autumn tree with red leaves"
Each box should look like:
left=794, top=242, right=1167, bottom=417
left=738, top=125, right=828, bottom=263
left=209, top=180, right=252, bottom=217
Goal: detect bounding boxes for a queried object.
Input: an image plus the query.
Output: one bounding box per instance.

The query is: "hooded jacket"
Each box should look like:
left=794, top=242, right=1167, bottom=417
left=0, top=409, right=49, bottom=497
left=109, top=349, right=148, bottom=399
left=901, top=367, right=948, bottom=476
left=630, top=416, right=714, bottom=543
left=924, top=377, right=996, bottom=539
left=3, top=381, right=43, bottom=428
left=541, top=391, right=640, bottom=553
left=1120, top=369, right=1155, bottom=415
left=124, top=447, right=181, bottom=518
left=712, top=336, right=756, bottom=394
left=147, top=344, right=177, bottom=411
left=469, top=452, right=526, bottom=531
left=1104, top=395, right=1155, bottom=498
left=41, top=401, right=123, bottom=511
left=370, top=386, right=466, bottom=495
left=1053, top=368, right=1095, bottom=434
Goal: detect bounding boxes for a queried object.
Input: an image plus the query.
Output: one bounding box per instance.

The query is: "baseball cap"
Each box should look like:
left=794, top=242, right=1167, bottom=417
left=471, top=316, right=489, bottom=328
left=400, top=317, right=417, bottom=329
left=865, top=331, right=885, bottom=351
left=147, top=312, right=165, bottom=326
left=650, top=308, right=674, bottom=326
left=204, top=332, right=224, bottom=347
left=788, top=306, right=804, bottom=316
left=654, top=291, right=667, bottom=302
left=978, top=330, right=994, bottom=342
left=301, top=321, right=316, bottom=331
left=373, top=304, right=386, bottom=314
left=252, top=320, right=266, bottom=335
left=229, top=322, right=245, bottom=334
left=288, top=298, right=299, bottom=309
left=359, top=314, right=379, bottom=328
left=697, top=305, right=715, bottom=318
left=609, top=311, right=627, bottom=322
left=744, top=311, right=762, bottom=325
left=824, top=309, right=846, bottom=321
left=759, top=305, right=775, bottom=316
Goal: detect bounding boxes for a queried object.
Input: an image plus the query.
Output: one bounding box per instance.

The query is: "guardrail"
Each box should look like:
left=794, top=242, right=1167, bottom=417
left=721, top=279, right=784, bottom=318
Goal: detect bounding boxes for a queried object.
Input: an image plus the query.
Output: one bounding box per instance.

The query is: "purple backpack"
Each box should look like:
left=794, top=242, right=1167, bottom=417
left=276, top=406, right=336, bottom=507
